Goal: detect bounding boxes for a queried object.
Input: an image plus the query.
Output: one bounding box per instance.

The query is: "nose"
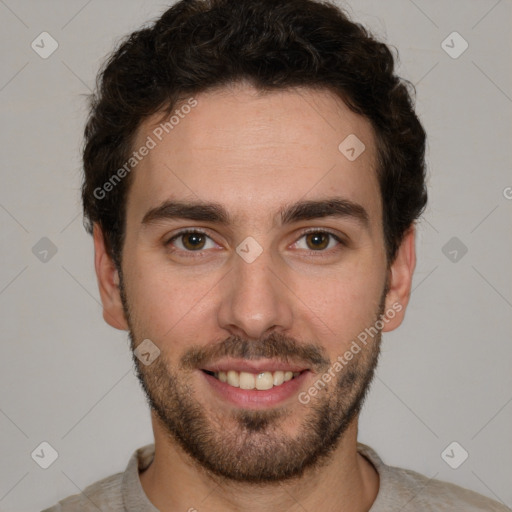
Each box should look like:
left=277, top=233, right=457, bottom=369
left=216, top=243, right=294, bottom=340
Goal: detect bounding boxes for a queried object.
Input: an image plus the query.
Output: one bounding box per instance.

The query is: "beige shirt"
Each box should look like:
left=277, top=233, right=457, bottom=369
left=42, top=442, right=511, bottom=511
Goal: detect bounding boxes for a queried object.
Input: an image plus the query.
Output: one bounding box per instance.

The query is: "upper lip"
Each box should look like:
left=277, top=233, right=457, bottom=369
left=200, top=359, right=309, bottom=374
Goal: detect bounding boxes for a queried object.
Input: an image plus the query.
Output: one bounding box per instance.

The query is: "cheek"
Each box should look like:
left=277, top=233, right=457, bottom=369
left=125, top=257, right=220, bottom=345
left=293, top=260, right=385, bottom=346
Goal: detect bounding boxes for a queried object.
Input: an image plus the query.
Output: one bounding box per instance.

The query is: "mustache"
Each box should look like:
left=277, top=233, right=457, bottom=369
left=180, top=333, right=330, bottom=372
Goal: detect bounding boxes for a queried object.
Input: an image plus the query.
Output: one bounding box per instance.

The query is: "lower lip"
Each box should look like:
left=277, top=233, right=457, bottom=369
left=201, top=370, right=310, bottom=409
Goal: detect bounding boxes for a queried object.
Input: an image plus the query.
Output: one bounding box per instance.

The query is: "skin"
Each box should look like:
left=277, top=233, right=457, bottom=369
left=94, top=82, right=416, bottom=512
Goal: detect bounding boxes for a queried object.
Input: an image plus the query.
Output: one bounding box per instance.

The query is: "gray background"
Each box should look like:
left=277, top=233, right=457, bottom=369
left=0, top=0, right=511, bottom=510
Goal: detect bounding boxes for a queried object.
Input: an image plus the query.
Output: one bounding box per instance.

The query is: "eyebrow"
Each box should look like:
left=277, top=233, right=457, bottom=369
left=141, top=197, right=370, bottom=229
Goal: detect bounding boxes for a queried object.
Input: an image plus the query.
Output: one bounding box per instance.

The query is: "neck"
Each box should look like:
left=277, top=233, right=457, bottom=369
left=140, top=412, right=379, bottom=512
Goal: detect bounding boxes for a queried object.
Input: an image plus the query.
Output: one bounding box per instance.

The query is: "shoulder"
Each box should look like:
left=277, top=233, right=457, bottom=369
left=383, top=464, right=510, bottom=511
left=357, top=443, right=511, bottom=512
left=40, top=471, right=124, bottom=512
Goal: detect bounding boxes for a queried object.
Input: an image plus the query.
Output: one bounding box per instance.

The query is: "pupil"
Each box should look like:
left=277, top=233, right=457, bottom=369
left=309, top=233, right=327, bottom=250
left=185, top=233, right=204, bottom=249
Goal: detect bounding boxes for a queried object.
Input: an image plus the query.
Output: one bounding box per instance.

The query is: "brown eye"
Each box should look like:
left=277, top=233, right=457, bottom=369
left=293, top=230, right=344, bottom=253
left=166, top=230, right=216, bottom=252
left=181, top=232, right=206, bottom=250
left=305, top=232, right=330, bottom=250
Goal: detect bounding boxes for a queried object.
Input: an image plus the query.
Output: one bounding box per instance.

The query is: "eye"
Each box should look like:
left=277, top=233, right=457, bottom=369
left=166, top=229, right=218, bottom=252
left=165, top=228, right=345, bottom=256
left=292, top=229, right=344, bottom=252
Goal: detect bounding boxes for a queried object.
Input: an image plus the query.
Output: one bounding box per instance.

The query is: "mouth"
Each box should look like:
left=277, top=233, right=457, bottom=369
left=202, top=369, right=303, bottom=390
left=199, top=360, right=310, bottom=408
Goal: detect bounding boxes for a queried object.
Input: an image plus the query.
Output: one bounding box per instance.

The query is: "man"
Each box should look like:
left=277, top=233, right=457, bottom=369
left=43, top=0, right=510, bottom=510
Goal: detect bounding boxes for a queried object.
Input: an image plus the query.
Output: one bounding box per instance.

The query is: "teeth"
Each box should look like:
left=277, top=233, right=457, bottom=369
left=211, top=369, right=302, bottom=390
left=226, top=370, right=240, bottom=387
left=239, top=371, right=255, bottom=389
left=273, top=370, right=284, bottom=386
left=255, top=371, right=273, bottom=390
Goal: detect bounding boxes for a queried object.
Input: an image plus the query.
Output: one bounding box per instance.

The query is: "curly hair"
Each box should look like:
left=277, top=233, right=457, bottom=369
left=82, top=0, right=427, bottom=269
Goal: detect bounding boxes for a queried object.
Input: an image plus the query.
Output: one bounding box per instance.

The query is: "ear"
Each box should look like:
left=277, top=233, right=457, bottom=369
left=382, top=225, right=416, bottom=332
left=93, top=223, right=129, bottom=331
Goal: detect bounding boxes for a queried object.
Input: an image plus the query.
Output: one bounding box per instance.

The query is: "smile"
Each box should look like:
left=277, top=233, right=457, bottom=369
left=203, top=370, right=301, bottom=390
left=200, top=359, right=310, bottom=407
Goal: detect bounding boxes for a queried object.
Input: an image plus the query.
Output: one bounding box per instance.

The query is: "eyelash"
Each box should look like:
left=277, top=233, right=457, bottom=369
left=164, top=228, right=346, bottom=257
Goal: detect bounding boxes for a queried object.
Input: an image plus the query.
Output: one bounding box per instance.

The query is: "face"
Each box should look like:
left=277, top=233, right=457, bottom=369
left=95, top=82, right=415, bottom=483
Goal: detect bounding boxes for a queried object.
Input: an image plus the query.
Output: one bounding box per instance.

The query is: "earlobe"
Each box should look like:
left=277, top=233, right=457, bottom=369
left=93, top=224, right=129, bottom=331
left=382, top=226, right=416, bottom=332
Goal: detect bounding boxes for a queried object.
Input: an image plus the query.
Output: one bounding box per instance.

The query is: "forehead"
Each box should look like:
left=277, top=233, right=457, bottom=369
left=127, top=83, right=380, bottom=228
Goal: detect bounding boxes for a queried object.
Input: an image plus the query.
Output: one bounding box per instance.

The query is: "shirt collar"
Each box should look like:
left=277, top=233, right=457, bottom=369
left=121, top=442, right=387, bottom=511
